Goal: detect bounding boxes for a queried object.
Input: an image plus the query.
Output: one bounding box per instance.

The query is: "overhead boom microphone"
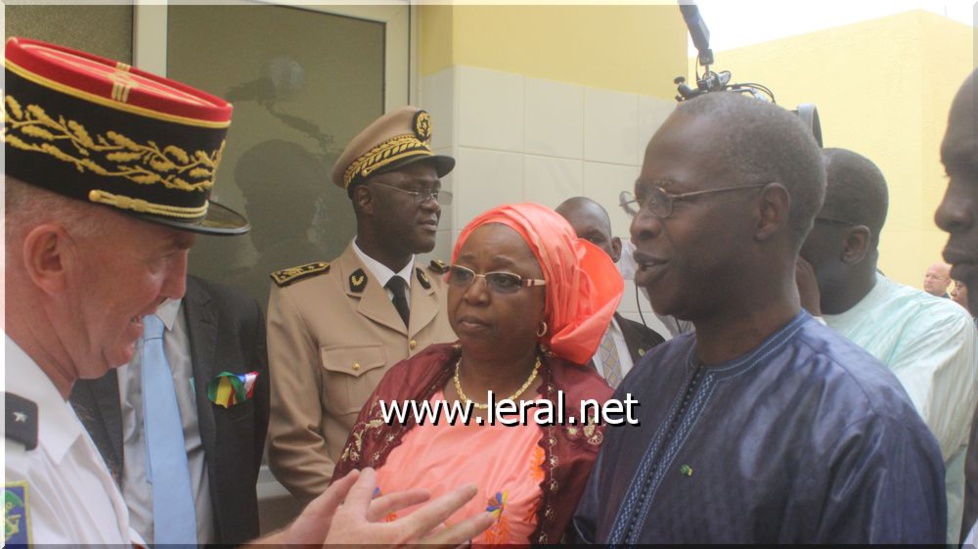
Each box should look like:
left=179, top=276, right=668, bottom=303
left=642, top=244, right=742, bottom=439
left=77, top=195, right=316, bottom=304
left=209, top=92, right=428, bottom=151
left=679, top=3, right=713, bottom=68
left=672, top=1, right=824, bottom=147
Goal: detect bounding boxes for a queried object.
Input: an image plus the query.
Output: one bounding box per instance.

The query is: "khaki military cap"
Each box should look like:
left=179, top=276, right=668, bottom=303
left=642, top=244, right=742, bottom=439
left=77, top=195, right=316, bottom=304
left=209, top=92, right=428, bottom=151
left=332, top=106, right=454, bottom=192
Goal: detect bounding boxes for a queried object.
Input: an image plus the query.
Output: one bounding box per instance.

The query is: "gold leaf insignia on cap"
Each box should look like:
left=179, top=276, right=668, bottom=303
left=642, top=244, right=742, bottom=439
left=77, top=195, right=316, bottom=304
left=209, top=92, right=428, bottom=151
left=270, top=262, right=330, bottom=287
left=413, top=110, right=432, bottom=143
left=343, top=134, right=430, bottom=189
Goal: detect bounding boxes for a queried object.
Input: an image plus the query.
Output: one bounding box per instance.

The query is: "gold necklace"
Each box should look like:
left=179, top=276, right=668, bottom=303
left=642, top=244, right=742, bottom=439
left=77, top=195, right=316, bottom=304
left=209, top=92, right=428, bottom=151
left=453, top=354, right=541, bottom=410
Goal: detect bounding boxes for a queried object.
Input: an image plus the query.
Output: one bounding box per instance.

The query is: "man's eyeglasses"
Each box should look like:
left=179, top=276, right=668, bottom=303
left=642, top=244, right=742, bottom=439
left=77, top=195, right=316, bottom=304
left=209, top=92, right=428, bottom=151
left=446, top=265, right=546, bottom=294
left=619, top=183, right=768, bottom=219
left=814, top=216, right=855, bottom=227
left=371, top=182, right=453, bottom=205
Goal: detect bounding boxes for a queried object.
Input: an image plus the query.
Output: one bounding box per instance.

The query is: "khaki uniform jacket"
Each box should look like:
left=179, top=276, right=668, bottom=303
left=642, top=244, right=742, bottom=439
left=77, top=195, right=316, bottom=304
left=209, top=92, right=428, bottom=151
left=266, top=243, right=456, bottom=502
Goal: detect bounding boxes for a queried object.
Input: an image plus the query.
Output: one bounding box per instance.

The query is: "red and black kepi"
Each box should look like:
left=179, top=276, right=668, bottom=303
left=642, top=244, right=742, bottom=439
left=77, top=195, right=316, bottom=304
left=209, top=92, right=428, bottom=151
left=3, top=36, right=248, bottom=235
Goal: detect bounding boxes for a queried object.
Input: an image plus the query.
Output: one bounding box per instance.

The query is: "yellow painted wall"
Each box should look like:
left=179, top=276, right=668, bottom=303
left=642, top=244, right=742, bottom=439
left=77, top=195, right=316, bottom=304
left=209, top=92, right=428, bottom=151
left=708, top=11, right=974, bottom=288
left=420, top=4, right=687, bottom=100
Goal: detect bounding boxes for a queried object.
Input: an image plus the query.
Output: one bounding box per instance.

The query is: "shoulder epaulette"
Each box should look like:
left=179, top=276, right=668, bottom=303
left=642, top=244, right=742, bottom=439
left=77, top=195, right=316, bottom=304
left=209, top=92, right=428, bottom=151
left=428, top=259, right=450, bottom=274
left=5, top=392, right=38, bottom=451
left=270, top=261, right=330, bottom=287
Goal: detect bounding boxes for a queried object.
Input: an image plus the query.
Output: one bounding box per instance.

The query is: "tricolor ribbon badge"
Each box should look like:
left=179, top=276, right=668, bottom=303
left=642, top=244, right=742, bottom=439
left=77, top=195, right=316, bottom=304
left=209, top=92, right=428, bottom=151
left=206, top=371, right=258, bottom=408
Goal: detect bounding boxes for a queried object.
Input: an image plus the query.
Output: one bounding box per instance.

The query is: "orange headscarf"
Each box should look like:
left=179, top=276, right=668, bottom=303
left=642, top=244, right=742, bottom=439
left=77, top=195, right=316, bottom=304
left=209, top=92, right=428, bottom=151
left=452, top=203, right=624, bottom=365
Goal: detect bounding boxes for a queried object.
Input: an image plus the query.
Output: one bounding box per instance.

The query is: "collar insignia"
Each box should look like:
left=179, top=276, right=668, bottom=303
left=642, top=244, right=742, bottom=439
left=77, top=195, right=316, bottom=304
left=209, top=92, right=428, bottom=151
left=350, top=269, right=368, bottom=293
left=416, top=268, right=431, bottom=290
left=5, top=393, right=37, bottom=451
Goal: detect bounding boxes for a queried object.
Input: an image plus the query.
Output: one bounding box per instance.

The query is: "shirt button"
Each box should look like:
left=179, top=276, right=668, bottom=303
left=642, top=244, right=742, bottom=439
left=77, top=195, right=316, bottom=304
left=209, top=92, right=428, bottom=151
left=409, top=339, right=417, bottom=350
left=352, top=362, right=361, bottom=371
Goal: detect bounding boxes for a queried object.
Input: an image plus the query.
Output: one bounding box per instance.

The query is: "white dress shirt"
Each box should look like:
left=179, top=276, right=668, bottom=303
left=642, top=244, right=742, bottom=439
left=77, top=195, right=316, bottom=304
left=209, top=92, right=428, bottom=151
left=593, top=317, right=636, bottom=383
left=353, top=237, right=415, bottom=303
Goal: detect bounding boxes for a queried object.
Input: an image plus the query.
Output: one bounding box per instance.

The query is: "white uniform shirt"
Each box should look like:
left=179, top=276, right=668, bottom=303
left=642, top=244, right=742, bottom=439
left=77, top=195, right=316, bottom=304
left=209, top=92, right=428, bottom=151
left=4, top=334, right=135, bottom=545
left=353, top=238, right=415, bottom=303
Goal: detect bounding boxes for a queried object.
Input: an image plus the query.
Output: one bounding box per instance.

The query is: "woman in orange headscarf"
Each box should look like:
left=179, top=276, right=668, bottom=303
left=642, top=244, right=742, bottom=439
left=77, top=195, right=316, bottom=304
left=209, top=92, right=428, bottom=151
left=333, top=202, right=623, bottom=544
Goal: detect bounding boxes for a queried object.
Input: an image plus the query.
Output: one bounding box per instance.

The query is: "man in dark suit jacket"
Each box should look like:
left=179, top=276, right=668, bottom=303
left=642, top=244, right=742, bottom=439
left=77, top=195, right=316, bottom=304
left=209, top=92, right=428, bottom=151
left=615, top=312, right=666, bottom=364
left=70, top=275, right=269, bottom=545
left=557, top=197, right=665, bottom=387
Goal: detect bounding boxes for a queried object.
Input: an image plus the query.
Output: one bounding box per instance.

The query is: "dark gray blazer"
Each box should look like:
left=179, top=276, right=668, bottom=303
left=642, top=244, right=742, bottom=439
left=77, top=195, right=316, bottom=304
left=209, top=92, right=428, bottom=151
left=588, top=313, right=666, bottom=380
left=615, top=312, right=666, bottom=363
left=70, top=275, right=269, bottom=545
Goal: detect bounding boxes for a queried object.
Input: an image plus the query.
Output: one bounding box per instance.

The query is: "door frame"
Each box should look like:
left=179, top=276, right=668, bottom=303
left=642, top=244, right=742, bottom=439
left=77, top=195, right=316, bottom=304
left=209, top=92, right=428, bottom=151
left=132, top=0, right=415, bottom=110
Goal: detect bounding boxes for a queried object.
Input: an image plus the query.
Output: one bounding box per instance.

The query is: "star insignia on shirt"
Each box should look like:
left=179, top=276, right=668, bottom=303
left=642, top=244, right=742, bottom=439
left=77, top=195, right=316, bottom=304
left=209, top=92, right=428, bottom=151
left=5, top=393, right=38, bottom=450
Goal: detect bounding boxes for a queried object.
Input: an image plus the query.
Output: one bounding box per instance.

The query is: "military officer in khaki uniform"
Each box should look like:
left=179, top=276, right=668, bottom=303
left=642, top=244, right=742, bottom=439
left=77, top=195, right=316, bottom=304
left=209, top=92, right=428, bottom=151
left=266, top=107, right=458, bottom=502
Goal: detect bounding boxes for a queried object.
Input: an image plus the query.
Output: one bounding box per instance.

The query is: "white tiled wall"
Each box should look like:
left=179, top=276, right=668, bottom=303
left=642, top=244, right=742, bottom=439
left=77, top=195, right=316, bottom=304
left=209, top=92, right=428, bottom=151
left=524, top=76, right=584, bottom=159
left=584, top=87, right=641, bottom=166
left=457, top=67, right=524, bottom=152
left=523, top=156, right=584, bottom=206
left=419, top=64, right=676, bottom=325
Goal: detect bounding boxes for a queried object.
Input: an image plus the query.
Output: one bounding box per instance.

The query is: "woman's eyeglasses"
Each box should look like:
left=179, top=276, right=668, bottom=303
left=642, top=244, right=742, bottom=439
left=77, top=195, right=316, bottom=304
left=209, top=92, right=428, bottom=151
left=446, top=265, right=546, bottom=294
left=619, top=183, right=768, bottom=218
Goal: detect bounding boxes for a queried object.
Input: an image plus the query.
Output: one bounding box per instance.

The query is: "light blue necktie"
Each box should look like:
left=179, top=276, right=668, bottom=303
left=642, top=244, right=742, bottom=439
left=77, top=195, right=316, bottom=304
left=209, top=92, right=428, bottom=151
left=141, top=314, right=197, bottom=545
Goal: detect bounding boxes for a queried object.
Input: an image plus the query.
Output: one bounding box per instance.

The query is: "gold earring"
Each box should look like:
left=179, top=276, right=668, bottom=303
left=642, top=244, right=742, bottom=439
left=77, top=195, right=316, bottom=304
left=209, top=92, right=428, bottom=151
left=536, top=321, right=548, bottom=338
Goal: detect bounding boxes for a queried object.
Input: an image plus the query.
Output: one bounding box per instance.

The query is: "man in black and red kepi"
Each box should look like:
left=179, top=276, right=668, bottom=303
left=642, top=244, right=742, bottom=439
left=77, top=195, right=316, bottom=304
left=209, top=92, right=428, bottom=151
left=3, top=36, right=489, bottom=546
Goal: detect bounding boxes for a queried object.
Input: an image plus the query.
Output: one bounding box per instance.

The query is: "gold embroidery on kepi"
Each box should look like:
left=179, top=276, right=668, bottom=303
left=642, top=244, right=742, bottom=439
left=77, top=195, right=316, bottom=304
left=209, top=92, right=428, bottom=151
left=270, top=262, right=330, bottom=287
left=331, top=106, right=455, bottom=192
left=349, top=269, right=368, bottom=293
left=3, top=37, right=248, bottom=235
left=4, top=95, right=225, bottom=193
left=88, top=189, right=208, bottom=218
left=343, top=134, right=430, bottom=189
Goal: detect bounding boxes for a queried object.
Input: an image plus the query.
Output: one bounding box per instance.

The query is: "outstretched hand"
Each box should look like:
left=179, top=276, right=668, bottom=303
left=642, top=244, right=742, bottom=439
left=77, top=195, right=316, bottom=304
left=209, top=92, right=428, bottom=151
left=262, top=468, right=493, bottom=547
